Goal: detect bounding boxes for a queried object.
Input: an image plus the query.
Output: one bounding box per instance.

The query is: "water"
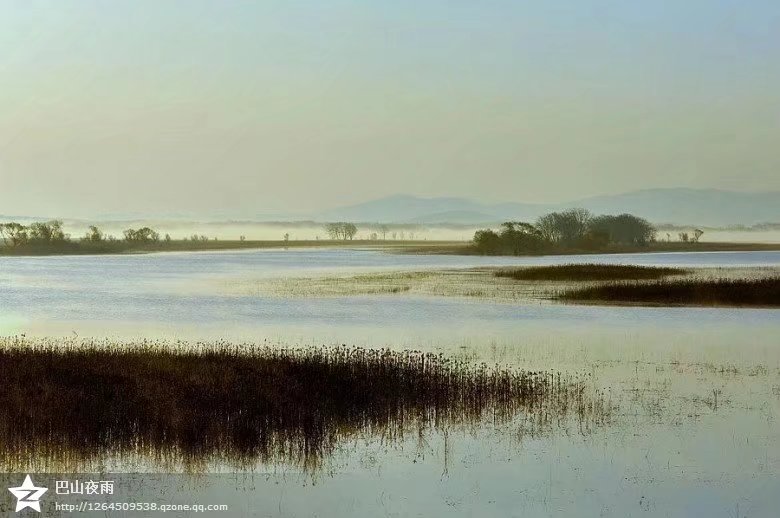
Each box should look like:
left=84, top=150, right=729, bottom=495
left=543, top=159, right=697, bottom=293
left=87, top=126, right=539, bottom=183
left=1, top=248, right=779, bottom=337
left=1, top=248, right=779, bottom=516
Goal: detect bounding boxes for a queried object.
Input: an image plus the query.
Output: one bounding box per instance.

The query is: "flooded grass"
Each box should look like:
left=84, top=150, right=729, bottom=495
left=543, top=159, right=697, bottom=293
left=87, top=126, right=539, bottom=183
left=559, top=277, right=780, bottom=307
left=0, top=338, right=609, bottom=471
left=495, top=264, right=687, bottom=281
left=231, top=266, right=779, bottom=305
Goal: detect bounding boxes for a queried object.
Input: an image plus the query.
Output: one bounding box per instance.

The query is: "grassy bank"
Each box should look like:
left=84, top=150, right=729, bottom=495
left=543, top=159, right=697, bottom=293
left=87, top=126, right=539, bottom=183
left=0, top=340, right=607, bottom=470
left=495, top=264, right=687, bottom=281
left=2, top=239, right=779, bottom=257
left=559, top=277, right=780, bottom=307
left=0, top=239, right=461, bottom=257
left=403, top=241, right=780, bottom=256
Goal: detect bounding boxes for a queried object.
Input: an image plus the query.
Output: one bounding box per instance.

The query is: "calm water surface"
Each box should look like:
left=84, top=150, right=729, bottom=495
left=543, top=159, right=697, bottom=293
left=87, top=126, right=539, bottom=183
left=1, top=248, right=778, bottom=336
left=1, top=248, right=779, bottom=517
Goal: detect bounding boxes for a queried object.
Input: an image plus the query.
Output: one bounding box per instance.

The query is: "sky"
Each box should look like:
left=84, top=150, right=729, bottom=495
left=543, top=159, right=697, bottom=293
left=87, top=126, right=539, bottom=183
left=0, top=1, right=778, bottom=219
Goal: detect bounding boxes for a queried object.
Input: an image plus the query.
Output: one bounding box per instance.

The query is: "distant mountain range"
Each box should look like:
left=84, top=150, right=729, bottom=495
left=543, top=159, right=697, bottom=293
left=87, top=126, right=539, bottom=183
left=3, top=189, right=777, bottom=227
left=313, top=189, right=780, bottom=227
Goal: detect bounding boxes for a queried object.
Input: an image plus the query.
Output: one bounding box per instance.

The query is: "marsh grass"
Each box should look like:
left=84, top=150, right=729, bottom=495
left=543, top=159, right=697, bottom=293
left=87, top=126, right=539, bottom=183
left=559, top=277, right=780, bottom=307
left=258, top=271, right=434, bottom=297
left=495, top=264, right=688, bottom=282
left=0, top=338, right=609, bottom=471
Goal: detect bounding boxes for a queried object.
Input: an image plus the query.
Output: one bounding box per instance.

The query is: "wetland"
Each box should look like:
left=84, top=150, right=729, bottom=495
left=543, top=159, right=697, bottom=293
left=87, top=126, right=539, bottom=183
left=1, top=247, right=778, bottom=516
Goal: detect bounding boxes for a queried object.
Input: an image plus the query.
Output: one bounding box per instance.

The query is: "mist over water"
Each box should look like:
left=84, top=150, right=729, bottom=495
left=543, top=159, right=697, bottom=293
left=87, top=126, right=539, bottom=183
left=36, top=220, right=780, bottom=244
left=52, top=221, right=478, bottom=242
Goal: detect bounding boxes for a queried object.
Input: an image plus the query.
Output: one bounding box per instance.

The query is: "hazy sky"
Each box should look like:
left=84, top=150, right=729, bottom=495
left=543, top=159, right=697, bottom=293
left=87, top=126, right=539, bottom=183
left=1, top=1, right=778, bottom=218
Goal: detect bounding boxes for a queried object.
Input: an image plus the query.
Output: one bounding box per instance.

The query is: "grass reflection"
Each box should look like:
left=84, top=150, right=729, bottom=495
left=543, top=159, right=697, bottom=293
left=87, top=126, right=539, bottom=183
left=0, top=338, right=610, bottom=472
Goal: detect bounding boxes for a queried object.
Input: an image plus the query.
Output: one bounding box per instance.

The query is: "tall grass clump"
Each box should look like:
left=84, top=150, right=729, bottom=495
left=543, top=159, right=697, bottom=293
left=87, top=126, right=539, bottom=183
left=559, top=277, right=780, bottom=307
left=495, top=264, right=687, bottom=282
left=0, top=338, right=609, bottom=471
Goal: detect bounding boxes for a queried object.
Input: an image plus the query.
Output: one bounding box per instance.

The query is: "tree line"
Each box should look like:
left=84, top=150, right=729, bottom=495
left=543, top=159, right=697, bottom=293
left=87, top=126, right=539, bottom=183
left=473, top=209, right=657, bottom=255
left=322, top=222, right=419, bottom=241
left=0, top=220, right=70, bottom=247
left=0, top=220, right=170, bottom=248
left=0, top=220, right=421, bottom=248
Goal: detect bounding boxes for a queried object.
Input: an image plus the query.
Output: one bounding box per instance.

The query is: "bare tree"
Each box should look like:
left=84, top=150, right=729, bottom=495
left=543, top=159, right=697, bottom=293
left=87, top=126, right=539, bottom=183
left=534, top=209, right=592, bottom=246
left=344, top=223, right=357, bottom=240
left=325, top=223, right=341, bottom=240
left=535, top=213, right=559, bottom=243
left=324, top=222, right=358, bottom=240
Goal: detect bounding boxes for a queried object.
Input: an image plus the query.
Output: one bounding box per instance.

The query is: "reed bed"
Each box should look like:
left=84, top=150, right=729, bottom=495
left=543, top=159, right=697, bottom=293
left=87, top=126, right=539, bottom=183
left=559, top=277, right=780, bottom=307
left=0, top=338, right=609, bottom=472
left=495, top=264, right=687, bottom=282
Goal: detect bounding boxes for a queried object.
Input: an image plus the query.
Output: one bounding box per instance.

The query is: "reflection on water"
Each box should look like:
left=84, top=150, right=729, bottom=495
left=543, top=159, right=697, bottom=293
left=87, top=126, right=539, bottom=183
left=0, top=248, right=779, bottom=337
left=0, top=339, right=609, bottom=473
left=0, top=249, right=778, bottom=516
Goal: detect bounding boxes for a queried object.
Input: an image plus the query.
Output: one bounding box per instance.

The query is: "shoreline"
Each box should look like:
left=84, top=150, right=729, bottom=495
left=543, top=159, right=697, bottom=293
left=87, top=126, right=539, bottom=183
left=0, top=240, right=462, bottom=257
left=399, top=241, right=780, bottom=256
left=1, top=239, right=780, bottom=258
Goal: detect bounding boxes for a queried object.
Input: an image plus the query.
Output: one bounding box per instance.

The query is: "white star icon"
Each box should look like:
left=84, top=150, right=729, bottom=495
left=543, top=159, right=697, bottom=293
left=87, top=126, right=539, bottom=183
left=8, top=475, right=48, bottom=512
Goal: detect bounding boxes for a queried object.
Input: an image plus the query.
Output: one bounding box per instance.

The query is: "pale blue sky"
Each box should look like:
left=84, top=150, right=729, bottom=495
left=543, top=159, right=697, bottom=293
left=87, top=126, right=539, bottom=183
left=1, top=1, right=778, bottom=217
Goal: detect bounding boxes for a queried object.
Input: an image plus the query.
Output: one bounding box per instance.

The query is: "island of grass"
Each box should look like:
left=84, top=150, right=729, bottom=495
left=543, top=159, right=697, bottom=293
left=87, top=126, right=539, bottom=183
left=495, top=264, right=688, bottom=282
left=559, top=277, right=780, bottom=307
left=0, top=340, right=607, bottom=471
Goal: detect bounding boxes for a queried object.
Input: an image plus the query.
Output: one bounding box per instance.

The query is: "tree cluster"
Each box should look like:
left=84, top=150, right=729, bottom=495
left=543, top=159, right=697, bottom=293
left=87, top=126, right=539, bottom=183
left=324, top=222, right=358, bottom=240
left=0, top=220, right=68, bottom=247
left=123, top=227, right=160, bottom=243
left=473, top=209, right=656, bottom=255
left=0, top=221, right=173, bottom=248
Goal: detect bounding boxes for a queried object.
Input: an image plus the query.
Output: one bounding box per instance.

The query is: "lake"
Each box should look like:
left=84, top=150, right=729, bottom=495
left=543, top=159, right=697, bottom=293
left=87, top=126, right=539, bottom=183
left=1, top=248, right=779, bottom=337
left=1, top=248, right=779, bottom=516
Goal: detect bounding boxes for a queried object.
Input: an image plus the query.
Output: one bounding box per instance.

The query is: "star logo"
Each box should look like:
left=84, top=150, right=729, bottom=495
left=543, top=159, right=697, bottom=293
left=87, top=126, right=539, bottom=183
left=8, top=475, right=48, bottom=513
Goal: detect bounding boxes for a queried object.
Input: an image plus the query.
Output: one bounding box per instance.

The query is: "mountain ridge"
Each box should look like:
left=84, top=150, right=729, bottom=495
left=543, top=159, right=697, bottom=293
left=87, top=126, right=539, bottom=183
left=314, top=189, right=780, bottom=226
left=3, top=189, right=778, bottom=227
